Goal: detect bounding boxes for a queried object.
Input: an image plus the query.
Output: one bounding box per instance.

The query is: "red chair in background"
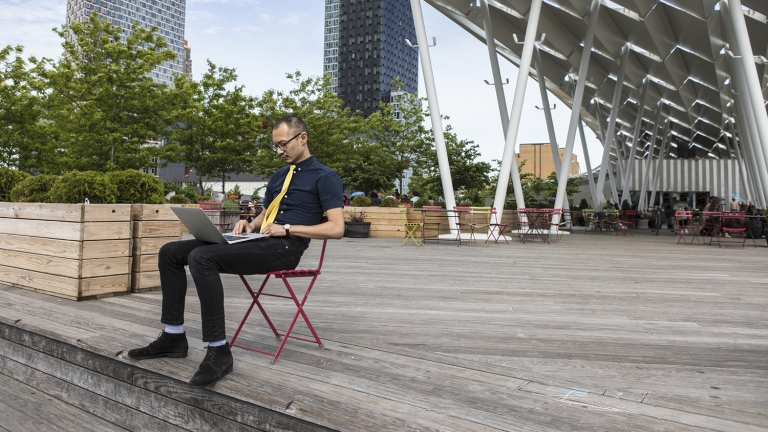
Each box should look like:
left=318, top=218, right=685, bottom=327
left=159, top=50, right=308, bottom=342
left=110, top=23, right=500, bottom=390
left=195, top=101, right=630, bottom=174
left=199, top=201, right=231, bottom=232
left=230, top=238, right=328, bottom=364
left=489, top=207, right=509, bottom=244
left=674, top=210, right=702, bottom=245
left=616, top=210, right=638, bottom=236
left=720, top=213, right=747, bottom=249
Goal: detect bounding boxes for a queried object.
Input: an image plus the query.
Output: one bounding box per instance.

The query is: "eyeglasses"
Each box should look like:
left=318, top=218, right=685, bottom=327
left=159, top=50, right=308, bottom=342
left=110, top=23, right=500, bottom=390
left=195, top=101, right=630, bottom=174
left=272, top=132, right=302, bottom=152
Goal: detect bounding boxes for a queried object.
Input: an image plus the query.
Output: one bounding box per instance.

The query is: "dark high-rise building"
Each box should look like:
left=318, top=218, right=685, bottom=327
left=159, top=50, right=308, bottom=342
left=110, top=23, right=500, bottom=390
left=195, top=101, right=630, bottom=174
left=326, top=0, right=418, bottom=117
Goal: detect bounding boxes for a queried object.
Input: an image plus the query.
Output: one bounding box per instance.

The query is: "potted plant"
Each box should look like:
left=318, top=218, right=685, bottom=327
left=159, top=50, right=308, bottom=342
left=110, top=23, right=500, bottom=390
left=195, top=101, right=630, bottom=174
left=345, top=195, right=372, bottom=238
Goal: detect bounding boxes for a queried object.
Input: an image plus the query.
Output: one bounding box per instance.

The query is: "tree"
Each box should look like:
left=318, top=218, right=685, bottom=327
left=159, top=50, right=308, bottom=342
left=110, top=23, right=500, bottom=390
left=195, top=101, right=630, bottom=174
left=543, top=170, right=580, bottom=202
left=38, top=13, right=178, bottom=171
left=169, top=61, right=259, bottom=193
left=253, top=72, right=367, bottom=190
left=410, top=123, right=491, bottom=200
left=364, top=80, right=429, bottom=193
left=0, top=45, right=48, bottom=172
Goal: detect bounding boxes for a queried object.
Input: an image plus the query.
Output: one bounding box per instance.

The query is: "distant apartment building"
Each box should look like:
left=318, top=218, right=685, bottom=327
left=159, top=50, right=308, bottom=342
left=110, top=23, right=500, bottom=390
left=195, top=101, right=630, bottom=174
left=324, top=0, right=418, bottom=117
left=65, top=0, right=186, bottom=86
left=183, top=39, right=192, bottom=80
left=516, top=143, right=580, bottom=178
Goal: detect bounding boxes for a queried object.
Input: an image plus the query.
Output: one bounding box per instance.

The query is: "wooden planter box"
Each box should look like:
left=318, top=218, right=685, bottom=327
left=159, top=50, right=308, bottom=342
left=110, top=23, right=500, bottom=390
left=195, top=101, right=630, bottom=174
left=0, top=203, right=132, bottom=300
left=131, top=204, right=183, bottom=293
left=343, top=207, right=520, bottom=239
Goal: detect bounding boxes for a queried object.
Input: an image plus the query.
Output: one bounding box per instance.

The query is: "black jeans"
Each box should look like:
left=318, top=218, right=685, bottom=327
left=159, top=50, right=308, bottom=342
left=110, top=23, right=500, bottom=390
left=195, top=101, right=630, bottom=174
left=158, top=236, right=305, bottom=342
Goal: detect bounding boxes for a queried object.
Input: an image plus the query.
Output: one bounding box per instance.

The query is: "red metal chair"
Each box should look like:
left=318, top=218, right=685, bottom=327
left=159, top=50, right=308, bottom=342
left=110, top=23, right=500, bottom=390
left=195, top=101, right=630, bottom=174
left=674, top=210, right=702, bottom=245
left=702, top=211, right=723, bottom=246
left=720, top=213, right=747, bottom=249
left=230, top=238, right=328, bottom=364
left=615, top=210, right=638, bottom=236
left=489, top=207, right=509, bottom=244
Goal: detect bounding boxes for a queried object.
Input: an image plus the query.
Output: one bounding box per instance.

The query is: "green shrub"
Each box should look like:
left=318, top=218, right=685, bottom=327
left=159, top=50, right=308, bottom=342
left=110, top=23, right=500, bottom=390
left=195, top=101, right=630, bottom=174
left=412, top=198, right=427, bottom=208
left=380, top=197, right=399, bottom=207
left=169, top=194, right=188, bottom=204
left=0, top=168, right=30, bottom=201
left=106, top=170, right=165, bottom=204
left=350, top=195, right=371, bottom=207
left=49, top=171, right=118, bottom=204
left=10, top=174, right=58, bottom=203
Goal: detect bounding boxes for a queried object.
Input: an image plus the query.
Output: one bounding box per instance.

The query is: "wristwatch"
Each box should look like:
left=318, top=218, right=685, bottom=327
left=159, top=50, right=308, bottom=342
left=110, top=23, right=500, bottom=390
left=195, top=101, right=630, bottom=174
left=283, top=224, right=291, bottom=236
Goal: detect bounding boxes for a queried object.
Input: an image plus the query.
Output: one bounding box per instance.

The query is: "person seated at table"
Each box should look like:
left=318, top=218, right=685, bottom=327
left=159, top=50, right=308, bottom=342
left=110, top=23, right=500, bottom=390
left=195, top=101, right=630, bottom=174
left=369, top=191, right=382, bottom=206
left=706, top=197, right=723, bottom=212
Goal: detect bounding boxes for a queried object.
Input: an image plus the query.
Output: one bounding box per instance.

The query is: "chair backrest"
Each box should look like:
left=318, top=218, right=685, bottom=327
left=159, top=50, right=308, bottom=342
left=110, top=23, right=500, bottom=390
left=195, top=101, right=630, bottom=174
left=422, top=206, right=442, bottom=209
left=399, top=207, right=412, bottom=225
left=312, top=217, right=330, bottom=271
left=721, top=213, right=746, bottom=229
left=199, top=201, right=222, bottom=211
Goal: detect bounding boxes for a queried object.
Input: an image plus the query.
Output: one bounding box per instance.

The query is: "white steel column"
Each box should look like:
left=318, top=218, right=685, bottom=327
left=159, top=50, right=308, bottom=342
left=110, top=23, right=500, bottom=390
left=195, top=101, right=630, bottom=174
left=594, top=105, right=620, bottom=203
left=728, top=0, right=768, bottom=172
left=492, top=0, right=544, bottom=219
left=637, top=102, right=663, bottom=211
left=725, top=122, right=753, bottom=202
left=595, top=44, right=630, bottom=206
left=577, top=119, right=597, bottom=205
left=480, top=0, right=509, bottom=134
left=410, top=0, right=457, bottom=229
left=534, top=47, right=561, bottom=174
left=649, top=119, right=670, bottom=208
left=553, top=0, right=601, bottom=217
left=732, top=92, right=767, bottom=206
left=621, top=77, right=650, bottom=205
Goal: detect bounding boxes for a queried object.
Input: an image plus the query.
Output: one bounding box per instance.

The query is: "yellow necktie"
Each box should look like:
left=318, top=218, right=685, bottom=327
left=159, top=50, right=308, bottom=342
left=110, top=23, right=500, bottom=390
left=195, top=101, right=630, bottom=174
left=261, top=165, right=296, bottom=232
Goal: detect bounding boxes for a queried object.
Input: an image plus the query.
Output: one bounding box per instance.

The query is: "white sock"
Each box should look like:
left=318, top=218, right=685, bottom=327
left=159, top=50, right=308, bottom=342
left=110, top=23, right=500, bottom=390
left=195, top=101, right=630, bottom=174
left=208, top=339, right=227, bottom=347
left=164, top=324, right=184, bottom=334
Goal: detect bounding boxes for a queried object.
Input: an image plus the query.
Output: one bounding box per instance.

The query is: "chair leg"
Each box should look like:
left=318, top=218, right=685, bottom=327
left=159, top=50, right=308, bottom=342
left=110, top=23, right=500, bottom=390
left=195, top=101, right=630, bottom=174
left=271, top=275, right=323, bottom=364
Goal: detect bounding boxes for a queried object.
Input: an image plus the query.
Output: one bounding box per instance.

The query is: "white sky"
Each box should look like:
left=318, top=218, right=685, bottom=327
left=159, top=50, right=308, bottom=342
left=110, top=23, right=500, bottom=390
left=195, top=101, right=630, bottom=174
left=0, top=0, right=606, bottom=171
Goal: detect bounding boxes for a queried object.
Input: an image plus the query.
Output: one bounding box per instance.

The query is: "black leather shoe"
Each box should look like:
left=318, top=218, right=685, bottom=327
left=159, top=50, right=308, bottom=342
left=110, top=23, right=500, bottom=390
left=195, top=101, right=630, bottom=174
left=127, top=331, right=189, bottom=360
left=188, top=343, right=233, bottom=387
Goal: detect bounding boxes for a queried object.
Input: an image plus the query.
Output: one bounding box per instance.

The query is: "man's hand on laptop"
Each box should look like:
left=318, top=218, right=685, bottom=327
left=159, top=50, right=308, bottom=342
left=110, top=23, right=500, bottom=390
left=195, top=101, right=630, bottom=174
left=232, top=220, right=253, bottom=235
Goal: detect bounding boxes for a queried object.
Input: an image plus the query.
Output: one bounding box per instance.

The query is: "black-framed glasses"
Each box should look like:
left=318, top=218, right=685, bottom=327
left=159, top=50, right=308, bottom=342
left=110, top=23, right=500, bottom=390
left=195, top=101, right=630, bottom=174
left=272, top=132, right=302, bottom=152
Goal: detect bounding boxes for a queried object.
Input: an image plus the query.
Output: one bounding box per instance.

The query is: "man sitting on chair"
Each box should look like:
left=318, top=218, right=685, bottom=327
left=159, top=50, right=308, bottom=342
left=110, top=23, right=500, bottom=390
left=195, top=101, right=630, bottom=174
left=127, top=115, right=344, bottom=387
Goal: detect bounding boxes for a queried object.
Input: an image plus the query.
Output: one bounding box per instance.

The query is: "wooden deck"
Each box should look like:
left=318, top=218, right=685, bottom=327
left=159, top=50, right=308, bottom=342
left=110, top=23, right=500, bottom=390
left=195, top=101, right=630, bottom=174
left=1, top=230, right=767, bottom=431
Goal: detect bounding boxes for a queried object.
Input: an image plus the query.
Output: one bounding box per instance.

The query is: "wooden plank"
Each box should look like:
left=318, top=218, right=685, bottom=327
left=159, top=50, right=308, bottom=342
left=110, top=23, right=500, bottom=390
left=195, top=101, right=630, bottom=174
left=0, top=249, right=129, bottom=278
left=131, top=204, right=181, bottom=221
left=83, top=222, right=132, bottom=241
left=132, top=221, right=182, bottom=238
left=130, top=271, right=160, bottom=292
left=0, top=234, right=82, bottom=259
left=0, top=372, right=131, bottom=432
left=0, top=202, right=83, bottom=222
left=131, top=254, right=157, bottom=273
left=0, top=266, right=129, bottom=300
left=82, top=204, right=132, bottom=222
left=131, top=237, right=179, bottom=256
left=0, top=358, right=182, bottom=432
left=0, top=398, right=58, bottom=432
left=0, top=219, right=83, bottom=241
left=82, top=240, right=132, bottom=259
left=79, top=274, right=130, bottom=298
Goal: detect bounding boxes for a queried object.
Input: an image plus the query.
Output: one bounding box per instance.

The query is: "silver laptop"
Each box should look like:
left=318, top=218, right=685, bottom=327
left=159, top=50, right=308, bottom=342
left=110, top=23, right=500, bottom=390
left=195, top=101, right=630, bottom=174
left=171, top=207, right=267, bottom=244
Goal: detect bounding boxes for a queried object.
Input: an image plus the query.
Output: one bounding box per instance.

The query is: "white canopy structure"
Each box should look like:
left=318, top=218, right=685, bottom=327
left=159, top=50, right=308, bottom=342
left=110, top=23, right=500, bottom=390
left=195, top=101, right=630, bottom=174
left=408, top=0, right=768, bottom=222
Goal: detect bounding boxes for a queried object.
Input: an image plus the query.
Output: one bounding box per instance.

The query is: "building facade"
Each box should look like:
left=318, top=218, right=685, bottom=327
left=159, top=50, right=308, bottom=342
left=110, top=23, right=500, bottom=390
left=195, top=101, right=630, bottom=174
left=516, top=143, right=580, bottom=178
left=65, top=0, right=186, bottom=86
left=327, top=0, right=418, bottom=117
left=183, top=39, right=192, bottom=80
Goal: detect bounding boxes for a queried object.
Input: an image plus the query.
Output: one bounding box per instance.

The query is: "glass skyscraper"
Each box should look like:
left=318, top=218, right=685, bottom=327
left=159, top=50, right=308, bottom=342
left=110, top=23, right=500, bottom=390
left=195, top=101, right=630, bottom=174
left=66, top=0, right=186, bottom=86
left=324, top=0, right=418, bottom=117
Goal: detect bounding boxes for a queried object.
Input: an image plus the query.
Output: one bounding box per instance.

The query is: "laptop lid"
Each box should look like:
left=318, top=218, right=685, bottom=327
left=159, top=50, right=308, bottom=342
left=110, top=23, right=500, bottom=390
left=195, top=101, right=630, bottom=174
left=171, top=207, right=267, bottom=244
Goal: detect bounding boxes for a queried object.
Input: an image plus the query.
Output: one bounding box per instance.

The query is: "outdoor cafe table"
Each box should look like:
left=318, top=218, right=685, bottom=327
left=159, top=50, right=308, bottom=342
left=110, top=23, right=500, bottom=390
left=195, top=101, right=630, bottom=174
left=415, top=207, right=469, bottom=244
left=518, top=208, right=552, bottom=244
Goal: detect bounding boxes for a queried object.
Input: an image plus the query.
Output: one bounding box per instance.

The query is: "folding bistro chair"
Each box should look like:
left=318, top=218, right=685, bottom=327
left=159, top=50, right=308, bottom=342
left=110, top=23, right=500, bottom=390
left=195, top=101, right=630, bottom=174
left=547, top=209, right=567, bottom=242
left=230, top=238, right=328, bottom=364
left=721, top=212, right=747, bottom=249
left=421, top=205, right=443, bottom=243
left=489, top=207, right=509, bottom=244
left=702, top=211, right=722, bottom=246
left=675, top=210, right=702, bottom=245
left=400, top=207, right=423, bottom=246
left=615, top=210, right=637, bottom=236
left=467, top=206, right=492, bottom=246
left=453, top=206, right=472, bottom=245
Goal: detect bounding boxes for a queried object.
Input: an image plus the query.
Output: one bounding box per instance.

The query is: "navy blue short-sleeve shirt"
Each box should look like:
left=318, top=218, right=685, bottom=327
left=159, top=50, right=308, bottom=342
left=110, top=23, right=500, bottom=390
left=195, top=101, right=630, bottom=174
left=261, top=156, right=344, bottom=248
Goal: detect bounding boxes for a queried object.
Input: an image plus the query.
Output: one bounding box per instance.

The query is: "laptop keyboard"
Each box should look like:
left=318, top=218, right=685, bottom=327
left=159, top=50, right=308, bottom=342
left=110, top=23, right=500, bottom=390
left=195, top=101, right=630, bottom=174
left=223, top=234, right=249, bottom=242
